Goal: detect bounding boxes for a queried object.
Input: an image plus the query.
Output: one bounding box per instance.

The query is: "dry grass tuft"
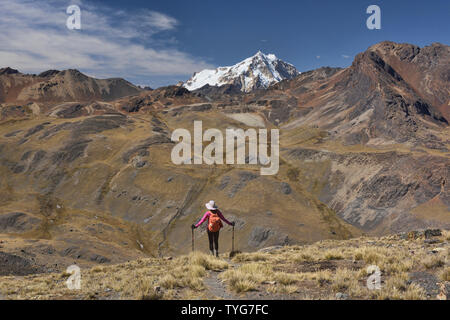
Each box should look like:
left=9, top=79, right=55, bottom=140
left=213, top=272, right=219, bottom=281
left=220, top=263, right=272, bottom=293
left=324, top=249, right=344, bottom=260
left=439, top=267, right=450, bottom=281
left=188, top=252, right=229, bottom=271
left=232, top=252, right=269, bottom=263
left=423, top=255, right=445, bottom=270
left=371, top=274, right=426, bottom=300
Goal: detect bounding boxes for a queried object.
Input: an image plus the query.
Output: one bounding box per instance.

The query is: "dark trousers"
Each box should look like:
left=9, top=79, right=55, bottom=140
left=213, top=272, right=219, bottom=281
left=207, top=230, right=219, bottom=251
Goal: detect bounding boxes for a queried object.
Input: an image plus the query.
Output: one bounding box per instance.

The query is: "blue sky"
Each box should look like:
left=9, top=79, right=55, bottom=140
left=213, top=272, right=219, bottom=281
left=1, top=0, right=449, bottom=88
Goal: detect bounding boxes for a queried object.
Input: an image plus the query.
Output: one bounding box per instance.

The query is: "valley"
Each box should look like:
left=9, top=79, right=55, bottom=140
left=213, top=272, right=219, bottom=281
left=0, top=41, right=448, bottom=280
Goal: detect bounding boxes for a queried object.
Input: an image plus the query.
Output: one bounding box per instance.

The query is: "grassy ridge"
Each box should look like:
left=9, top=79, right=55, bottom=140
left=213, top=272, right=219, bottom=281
left=1, top=231, right=448, bottom=300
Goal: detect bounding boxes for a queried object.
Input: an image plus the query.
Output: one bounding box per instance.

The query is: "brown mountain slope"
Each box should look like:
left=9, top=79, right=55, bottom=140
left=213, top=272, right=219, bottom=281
left=368, top=42, right=450, bottom=122
left=0, top=111, right=359, bottom=262
left=248, top=41, right=450, bottom=233
left=0, top=68, right=141, bottom=104
left=253, top=42, right=449, bottom=148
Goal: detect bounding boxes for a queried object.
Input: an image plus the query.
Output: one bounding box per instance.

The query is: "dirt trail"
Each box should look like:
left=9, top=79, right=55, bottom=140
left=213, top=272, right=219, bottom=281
left=203, top=270, right=237, bottom=300
left=202, top=258, right=300, bottom=300
left=203, top=258, right=244, bottom=300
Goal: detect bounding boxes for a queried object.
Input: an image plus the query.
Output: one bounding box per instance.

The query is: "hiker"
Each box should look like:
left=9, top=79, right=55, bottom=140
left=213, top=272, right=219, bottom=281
left=191, top=200, right=235, bottom=257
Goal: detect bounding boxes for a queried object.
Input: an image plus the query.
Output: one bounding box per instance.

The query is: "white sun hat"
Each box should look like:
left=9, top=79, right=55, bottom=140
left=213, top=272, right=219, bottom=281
left=205, top=200, right=218, bottom=210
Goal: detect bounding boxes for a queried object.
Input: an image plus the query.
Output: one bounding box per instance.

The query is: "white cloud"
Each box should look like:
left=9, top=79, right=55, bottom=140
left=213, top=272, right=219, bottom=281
left=0, top=0, right=212, bottom=83
left=141, top=11, right=178, bottom=31
left=316, top=55, right=321, bottom=59
left=341, top=54, right=351, bottom=59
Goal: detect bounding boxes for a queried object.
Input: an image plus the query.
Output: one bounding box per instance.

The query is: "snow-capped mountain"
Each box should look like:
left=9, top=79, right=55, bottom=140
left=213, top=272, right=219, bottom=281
left=183, top=51, right=300, bottom=92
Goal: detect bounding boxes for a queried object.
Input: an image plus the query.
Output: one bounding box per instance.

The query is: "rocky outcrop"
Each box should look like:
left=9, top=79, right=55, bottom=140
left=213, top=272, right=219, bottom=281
left=0, top=212, right=41, bottom=233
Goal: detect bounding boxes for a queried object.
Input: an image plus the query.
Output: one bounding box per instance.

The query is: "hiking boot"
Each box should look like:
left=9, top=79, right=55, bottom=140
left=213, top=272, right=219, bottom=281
left=215, top=250, right=219, bottom=257
left=210, top=250, right=215, bottom=256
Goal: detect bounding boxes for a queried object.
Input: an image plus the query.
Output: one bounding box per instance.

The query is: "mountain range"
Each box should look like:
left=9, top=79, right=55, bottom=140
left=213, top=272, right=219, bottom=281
left=0, top=68, right=141, bottom=104
left=0, top=41, right=448, bottom=274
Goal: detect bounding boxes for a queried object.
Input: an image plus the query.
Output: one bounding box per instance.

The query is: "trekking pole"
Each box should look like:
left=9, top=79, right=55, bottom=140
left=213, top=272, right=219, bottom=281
left=232, top=225, right=235, bottom=253
left=230, top=224, right=240, bottom=258
left=192, top=227, right=194, bottom=252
